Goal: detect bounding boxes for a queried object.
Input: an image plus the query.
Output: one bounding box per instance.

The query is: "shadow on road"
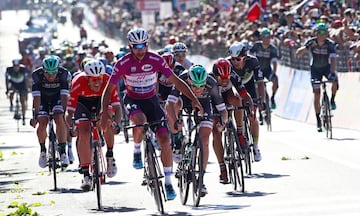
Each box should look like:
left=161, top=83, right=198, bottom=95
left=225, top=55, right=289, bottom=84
left=90, top=206, right=144, bottom=214
left=246, top=172, right=289, bottom=179
left=226, top=190, right=275, bottom=198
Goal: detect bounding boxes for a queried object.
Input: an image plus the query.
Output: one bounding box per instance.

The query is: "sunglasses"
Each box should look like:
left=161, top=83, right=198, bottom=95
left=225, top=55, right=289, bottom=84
left=45, top=70, right=58, bottom=75
left=191, top=83, right=205, bottom=88
left=88, top=76, right=104, bottom=82
left=132, top=43, right=147, bottom=49
left=231, top=56, right=245, bottom=61
left=174, top=52, right=186, bottom=57
left=318, top=31, right=327, bottom=35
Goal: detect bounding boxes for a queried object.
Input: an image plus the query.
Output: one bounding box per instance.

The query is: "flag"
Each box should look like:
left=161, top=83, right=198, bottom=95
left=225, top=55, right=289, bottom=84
left=247, top=0, right=266, bottom=21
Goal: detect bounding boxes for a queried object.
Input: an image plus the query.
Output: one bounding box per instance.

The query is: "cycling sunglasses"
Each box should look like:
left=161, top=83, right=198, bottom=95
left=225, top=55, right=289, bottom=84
left=174, top=52, right=186, bottom=57
left=132, top=43, right=147, bottom=49
left=88, top=76, right=104, bottom=82
left=45, top=70, right=58, bottom=75
left=231, top=56, right=245, bottom=62
left=191, top=82, right=206, bottom=88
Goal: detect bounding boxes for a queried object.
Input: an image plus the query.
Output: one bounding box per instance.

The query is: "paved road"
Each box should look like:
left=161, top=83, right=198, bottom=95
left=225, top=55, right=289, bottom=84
left=1, top=9, right=360, bottom=216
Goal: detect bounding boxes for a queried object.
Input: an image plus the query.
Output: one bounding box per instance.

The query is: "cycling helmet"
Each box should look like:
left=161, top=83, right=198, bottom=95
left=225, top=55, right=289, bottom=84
left=80, top=57, right=93, bottom=71
left=127, top=28, right=149, bottom=45
left=84, top=60, right=105, bottom=77
left=214, top=58, right=231, bottom=80
left=172, top=42, right=187, bottom=53
left=42, top=55, right=60, bottom=74
left=97, top=57, right=108, bottom=67
left=228, top=42, right=247, bottom=57
left=12, top=59, right=21, bottom=65
left=189, top=64, right=207, bottom=85
left=317, top=23, right=328, bottom=34
left=162, top=52, right=175, bottom=69
left=115, top=51, right=126, bottom=60
left=260, top=28, right=271, bottom=37
left=163, top=44, right=173, bottom=53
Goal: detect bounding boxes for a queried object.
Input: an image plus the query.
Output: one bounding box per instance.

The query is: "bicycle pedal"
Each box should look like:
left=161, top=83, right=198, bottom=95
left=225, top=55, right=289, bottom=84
left=141, top=179, right=147, bottom=186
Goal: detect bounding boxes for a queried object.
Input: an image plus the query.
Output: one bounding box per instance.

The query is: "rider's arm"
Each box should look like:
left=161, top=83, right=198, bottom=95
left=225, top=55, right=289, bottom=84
left=296, top=46, right=307, bottom=58
left=101, top=82, right=116, bottom=116
left=168, top=74, right=203, bottom=114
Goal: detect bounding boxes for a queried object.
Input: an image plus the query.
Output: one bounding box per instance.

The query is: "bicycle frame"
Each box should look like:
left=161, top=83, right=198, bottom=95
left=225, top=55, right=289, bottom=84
left=223, top=107, right=245, bottom=192
left=125, top=120, right=166, bottom=214
left=89, top=110, right=106, bottom=210
left=47, top=111, right=61, bottom=191
left=313, top=80, right=333, bottom=139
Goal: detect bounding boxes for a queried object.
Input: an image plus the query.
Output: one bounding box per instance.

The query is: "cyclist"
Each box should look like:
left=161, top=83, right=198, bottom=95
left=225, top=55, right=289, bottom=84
left=249, top=28, right=279, bottom=112
left=296, top=23, right=338, bottom=132
left=158, top=52, right=185, bottom=103
left=101, top=28, right=203, bottom=200
left=5, top=59, right=29, bottom=125
left=66, top=59, right=121, bottom=191
left=165, top=64, right=228, bottom=196
left=211, top=58, right=254, bottom=184
left=172, top=42, right=193, bottom=69
left=227, top=41, right=264, bottom=162
left=30, top=55, right=71, bottom=168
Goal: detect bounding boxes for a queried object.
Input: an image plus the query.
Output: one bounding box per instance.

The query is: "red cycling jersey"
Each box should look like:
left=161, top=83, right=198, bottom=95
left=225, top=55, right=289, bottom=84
left=110, top=51, right=173, bottom=99
left=67, top=72, right=120, bottom=112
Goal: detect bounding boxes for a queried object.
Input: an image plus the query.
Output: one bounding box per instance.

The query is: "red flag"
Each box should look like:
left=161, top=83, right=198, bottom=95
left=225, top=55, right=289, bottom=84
left=247, top=0, right=265, bottom=21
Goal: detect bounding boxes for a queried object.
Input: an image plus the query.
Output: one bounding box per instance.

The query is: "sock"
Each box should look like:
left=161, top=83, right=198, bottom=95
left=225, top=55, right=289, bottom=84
left=316, top=113, right=321, bottom=122
left=164, top=167, right=172, bottom=185
left=67, top=142, right=72, bottom=148
left=219, top=162, right=226, bottom=171
left=331, top=94, right=335, bottom=102
left=253, top=137, right=259, bottom=150
left=81, top=166, right=90, bottom=176
left=134, top=142, right=141, bottom=153
left=59, top=143, right=66, bottom=154
left=106, top=148, right=113, bottom=157
left=172, top=132, right=182, bottom=149
left=40, top=143, right=46, bottom=152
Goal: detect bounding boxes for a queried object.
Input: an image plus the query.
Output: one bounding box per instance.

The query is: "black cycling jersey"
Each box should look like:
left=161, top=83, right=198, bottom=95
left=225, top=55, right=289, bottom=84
left=227, top=55, right=264, bottom=84
left=211, top=65, right=246, bottom=94
left=6, top=65, right=29, bottom=84
left=158, top=62, right=185, bottom=100
left=167, top=71, right=226, bottom=114
left=250, top=41, right=279, bottom=72
left=304, top=37, right=337, bottom=68
left=32, top=66, right=71, bottom=100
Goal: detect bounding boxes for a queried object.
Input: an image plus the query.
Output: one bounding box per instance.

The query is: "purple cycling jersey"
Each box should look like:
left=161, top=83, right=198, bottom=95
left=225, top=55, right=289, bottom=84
left=110, top=51, right=173, bottom=99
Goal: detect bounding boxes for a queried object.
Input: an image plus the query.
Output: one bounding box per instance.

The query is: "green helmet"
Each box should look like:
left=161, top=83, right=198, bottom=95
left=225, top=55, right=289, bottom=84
left=317, top=23, right=328, bottom=32
left=189, top=64, right=207, bottom=86
left=260, top=28, right=271, bottom=37
left=42, top=55, right=60, bottom=74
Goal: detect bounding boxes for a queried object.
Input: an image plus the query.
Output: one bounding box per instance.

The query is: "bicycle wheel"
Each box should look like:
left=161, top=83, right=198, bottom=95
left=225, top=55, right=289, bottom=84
left=146, top=141, right=164, bottom=214
left=265, top=93, right=272, bottom=132
left=228, top=123, right=245, bottom=192
left=323, top=95, right=333, bottom=139
left=178, top=143, right=191, bottom=205
left=93, top=142, right=102, bottom=210
left=242, top=117, right=253, bottom=175
left=49, top=128, right=57, bottom=191
left=191, top=135, right=204, bottom=207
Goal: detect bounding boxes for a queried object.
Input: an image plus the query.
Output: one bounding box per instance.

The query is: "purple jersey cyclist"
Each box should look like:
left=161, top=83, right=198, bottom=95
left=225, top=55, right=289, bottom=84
left=101, top=28, right=202, bottom=201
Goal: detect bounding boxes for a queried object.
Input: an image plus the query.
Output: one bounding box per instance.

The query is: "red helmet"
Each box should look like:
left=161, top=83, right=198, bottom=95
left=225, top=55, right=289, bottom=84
left=162, top=52, right=175, bottom=69
left=214, top=58, right=231, bottom=80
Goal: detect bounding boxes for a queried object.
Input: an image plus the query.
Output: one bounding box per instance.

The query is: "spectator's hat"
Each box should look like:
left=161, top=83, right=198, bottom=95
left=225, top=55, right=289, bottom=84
left=331, top=20, right=343, bottom=28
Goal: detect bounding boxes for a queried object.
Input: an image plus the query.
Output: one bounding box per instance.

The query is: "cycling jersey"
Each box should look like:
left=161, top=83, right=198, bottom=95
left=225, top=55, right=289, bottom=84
left=111, top=51, right=173, bottom=99
left=168, top=71, right=226, bottom=113
left=6, top=65, right=29, bottom=96
left=250, top=42, right=279, bottom=72
left=227, top=55, right=264, bottom=84
left=211, top=65, right=247, bottom=95
left=32, top=66, right=70, bottom=99
left=304, top=37, right=337, bottom=68
left=158, top=62, right=185, bottom=100
left=67, top=72, right=120, bottom=113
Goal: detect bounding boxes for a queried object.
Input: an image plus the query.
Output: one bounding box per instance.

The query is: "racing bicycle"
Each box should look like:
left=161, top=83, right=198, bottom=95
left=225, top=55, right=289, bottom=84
left=125, top=120, right=167, bottom=214
left=312, top=80, right=333, bottom=139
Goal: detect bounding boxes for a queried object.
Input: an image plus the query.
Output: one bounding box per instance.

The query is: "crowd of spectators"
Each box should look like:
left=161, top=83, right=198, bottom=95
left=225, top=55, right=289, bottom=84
left=82, top=0, right=360, bottom=72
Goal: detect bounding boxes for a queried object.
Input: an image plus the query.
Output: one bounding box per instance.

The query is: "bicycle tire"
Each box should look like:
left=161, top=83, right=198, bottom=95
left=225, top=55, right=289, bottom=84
left=243, top=116, right=253, bottom=175
left=265, top=93, right=272, bottom=132
left=93, top=141, right=102, bottom=210
left=228, top=121, right=245, bottom=192
left=15, top=93, right=20, bottom=132
left=49, top=128, right=57, bottom=191
left=146, top=141, right=164, bottom=214
left=191, top=134, right=204, bottom=207
left=178, top=142, right=191, bottom=205
left=323, top=95, right=333, bottom=139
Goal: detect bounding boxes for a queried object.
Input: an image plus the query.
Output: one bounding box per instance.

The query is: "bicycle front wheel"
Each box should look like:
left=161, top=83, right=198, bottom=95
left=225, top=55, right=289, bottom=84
left=191, top=135, right=204, bottom=207
left=93, top=145, right=102, bottom=210
left=178, top=143, right=191, bottom=205
left=265, top=93, right=272, bottom=132
left=229, top=125, right=245, bottom=192
left=146, top=142, right=164, bottom=214
left=49, top=139, right=57, bottom=191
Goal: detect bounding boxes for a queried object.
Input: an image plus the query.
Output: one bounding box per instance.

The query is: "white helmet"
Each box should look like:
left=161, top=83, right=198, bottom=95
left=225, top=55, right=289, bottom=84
left=84, top=59, right=105, bottom=77
left=127, top=28, right=150, bottom=45
left=228, top=41, right=247, bottom=57
left=172, top=42, right=187, bottom=53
